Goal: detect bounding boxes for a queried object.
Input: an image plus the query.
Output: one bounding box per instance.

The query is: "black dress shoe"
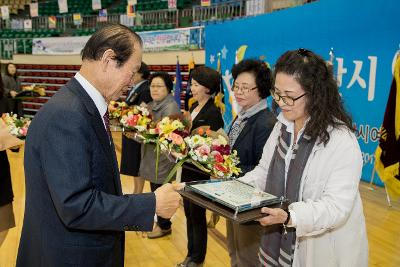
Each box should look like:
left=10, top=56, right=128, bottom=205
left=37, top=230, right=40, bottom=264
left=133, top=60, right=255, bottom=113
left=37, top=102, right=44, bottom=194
left=176, top=257, right=191, bottom=267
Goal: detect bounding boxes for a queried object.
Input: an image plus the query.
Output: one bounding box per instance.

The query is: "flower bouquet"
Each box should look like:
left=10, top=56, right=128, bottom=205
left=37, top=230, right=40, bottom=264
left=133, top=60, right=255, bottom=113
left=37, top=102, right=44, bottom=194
left=0, top=113, right=30, bottom=150
left=14, top=84, right=46, bottom=100
left=119, top=105, right=157, bottom=142
left=157, top=115, right=191, bottom=160
left=164, top=127, right=241, bottom=183
left=108, top=101, right=129, bottom=120
left=143, top=114, right=191, bottom=181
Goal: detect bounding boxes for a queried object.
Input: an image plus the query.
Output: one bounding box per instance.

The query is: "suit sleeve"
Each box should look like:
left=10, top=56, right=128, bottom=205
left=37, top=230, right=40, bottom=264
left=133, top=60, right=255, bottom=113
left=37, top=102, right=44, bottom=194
left=140, top=87, right=152, bottom=104
left=238, top=122, right=280, bottom=190
left=208, top=108, right=224, bottom=131
left=252, top=114, right=276, bottom=168
left=39, top=109, right=156, bottom=232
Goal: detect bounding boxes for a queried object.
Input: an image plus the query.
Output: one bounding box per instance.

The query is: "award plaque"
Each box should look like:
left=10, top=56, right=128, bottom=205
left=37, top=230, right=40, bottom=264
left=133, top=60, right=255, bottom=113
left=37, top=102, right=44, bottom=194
left=179, top=179, right=284, bottom=223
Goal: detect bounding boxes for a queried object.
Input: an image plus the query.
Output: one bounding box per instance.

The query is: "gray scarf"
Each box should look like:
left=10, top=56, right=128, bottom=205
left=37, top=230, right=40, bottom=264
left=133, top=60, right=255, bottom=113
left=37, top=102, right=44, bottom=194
left=228, top=100, right=267, bottom=146
left=259, top=124, right=316, bottom=267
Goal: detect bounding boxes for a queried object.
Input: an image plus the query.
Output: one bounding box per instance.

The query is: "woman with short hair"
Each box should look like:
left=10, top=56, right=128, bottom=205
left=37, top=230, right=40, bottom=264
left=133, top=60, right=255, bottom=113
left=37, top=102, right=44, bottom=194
left=139, top=71, right=180, bottom=239
left=177, top=66, right=224, bottom=267
left=226, top=59, right=276, bottom=267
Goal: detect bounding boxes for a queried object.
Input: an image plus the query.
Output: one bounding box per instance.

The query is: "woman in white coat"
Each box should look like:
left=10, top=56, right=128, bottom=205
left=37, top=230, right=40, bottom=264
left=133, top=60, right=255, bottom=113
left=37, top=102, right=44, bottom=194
left=239, top=49, right=368, bottom=267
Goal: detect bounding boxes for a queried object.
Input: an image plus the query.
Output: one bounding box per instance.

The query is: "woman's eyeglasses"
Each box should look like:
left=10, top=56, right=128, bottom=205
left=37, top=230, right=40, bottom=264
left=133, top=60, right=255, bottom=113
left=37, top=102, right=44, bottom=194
left=232, top=85, right=257, bottom=94
left=150, top=85, right=166, bottom=89
left=270, top=89, right=307, bottom=106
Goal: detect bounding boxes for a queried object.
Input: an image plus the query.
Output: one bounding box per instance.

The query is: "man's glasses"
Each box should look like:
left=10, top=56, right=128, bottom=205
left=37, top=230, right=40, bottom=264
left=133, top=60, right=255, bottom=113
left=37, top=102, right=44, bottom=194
left=232, top=85, right=257, bottom=94
left=270, top=89, right=307, bottom=106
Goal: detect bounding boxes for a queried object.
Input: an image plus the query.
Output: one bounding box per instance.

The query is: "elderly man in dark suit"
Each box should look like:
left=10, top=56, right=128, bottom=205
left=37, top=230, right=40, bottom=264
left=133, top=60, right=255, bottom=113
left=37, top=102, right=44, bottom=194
left=16, top=24, right=181, bottom=267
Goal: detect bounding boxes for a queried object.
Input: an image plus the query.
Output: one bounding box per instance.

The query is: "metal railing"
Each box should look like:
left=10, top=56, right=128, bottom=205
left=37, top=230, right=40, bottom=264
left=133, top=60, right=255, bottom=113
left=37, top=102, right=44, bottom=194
left=139, top=9, right=179, bottom=27
left=0, top=0, right=314, bottom=32
left=193, top=0, right=246, bottom=22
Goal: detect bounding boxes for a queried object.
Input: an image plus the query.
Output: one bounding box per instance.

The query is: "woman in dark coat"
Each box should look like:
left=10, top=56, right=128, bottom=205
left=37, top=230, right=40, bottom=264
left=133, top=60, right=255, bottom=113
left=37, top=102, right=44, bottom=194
left=120, top=62, right=152, bottom=194
left=177, top=66, right=224, bottom=267
left=226, top=59, right=276, bottom=267
left=2, top=63, right=23, bottom=117
left=0, top=70, right=16, bottom=247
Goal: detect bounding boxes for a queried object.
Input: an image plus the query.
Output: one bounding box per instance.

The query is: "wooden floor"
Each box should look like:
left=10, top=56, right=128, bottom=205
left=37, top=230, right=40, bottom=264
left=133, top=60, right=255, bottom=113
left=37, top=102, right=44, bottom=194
left=1, top=133, right=399, bottom=267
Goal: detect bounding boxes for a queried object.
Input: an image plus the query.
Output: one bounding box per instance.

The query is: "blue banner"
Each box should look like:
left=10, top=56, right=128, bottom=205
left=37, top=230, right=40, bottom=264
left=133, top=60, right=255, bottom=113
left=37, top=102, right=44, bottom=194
left=205, top=0, right=400, bottom=185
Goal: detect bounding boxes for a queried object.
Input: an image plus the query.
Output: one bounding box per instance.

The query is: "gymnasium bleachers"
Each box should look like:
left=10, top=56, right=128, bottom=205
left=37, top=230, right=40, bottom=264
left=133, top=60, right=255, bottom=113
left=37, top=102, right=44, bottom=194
left=17, top=63, right=194, bottom=117
left=0, top=0, right=31, bottom=15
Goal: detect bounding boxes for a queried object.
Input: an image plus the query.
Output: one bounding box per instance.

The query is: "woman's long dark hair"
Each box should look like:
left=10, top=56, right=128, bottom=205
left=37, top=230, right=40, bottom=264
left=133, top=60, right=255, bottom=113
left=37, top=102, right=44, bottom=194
left=273, top=49, right=354, bottom=145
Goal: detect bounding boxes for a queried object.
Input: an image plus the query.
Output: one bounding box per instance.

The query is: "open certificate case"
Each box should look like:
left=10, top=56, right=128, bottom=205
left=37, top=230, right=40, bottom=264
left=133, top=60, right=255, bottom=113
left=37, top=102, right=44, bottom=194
left=179, top=179, right=284, bottom=223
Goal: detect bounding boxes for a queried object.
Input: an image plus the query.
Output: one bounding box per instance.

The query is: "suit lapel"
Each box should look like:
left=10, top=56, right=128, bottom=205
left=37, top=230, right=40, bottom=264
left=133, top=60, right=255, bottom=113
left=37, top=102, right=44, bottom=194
left=191, top=99, right=212, bottom=129
left=126, top=80, right=149, bottom=105
left=66, top=78, right=122, bottom=195
left=232, top=115, right=256, bottom=150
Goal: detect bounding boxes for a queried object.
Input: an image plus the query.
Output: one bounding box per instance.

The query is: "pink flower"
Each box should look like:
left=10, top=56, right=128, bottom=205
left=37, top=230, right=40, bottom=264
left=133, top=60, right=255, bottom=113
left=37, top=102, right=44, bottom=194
left=196, top=144, right=210, bottom=156
left=127, top=114, right=139, bottom=126
left=19, top=127, right=28, bottom=136
left=170, top=132, right=184, bottom=145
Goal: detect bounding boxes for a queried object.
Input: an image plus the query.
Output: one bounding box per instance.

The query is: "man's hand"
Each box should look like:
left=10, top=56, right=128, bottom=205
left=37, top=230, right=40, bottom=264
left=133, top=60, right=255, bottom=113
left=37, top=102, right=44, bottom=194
left=154, top=183, right=182, bottom=219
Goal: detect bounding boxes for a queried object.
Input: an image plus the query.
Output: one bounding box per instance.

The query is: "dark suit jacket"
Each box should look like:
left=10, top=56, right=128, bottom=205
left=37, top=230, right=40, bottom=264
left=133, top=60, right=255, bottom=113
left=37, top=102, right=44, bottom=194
left=120, top=80, right=152, bottom=176
left=230, top=108, right=276, bottom=175
left=17, top=78, right=156, bottom=267
left=181, top=98, right=224, bottom=182
left=125, top=80, right=152, bottom=106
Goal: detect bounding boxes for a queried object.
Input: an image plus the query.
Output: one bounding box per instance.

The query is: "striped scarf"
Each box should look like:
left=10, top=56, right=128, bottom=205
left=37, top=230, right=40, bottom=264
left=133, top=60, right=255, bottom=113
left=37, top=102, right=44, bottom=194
left=228, top=100, right=267, bottom=146
left=259, top=124, right=316, bottom=267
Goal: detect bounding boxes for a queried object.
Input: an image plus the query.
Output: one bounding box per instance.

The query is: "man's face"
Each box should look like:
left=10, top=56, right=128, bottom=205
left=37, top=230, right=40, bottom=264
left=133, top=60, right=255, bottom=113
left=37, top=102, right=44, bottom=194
left=104, top=45, right=143, bottom=102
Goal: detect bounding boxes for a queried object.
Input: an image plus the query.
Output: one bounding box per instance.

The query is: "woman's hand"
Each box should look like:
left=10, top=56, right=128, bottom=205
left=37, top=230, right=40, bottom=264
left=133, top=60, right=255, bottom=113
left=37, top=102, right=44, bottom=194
left=257, top=207, right=288, bottom=226
left=10, top=90, right=18, bottom=98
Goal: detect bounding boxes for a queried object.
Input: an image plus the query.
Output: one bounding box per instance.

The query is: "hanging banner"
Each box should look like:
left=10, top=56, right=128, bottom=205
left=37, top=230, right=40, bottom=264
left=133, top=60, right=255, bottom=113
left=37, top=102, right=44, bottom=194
left=246, top=0, right=264, bottom=16
left=48, top=16, right=57, bottom=29
left=58, top=0, right=68, bottom=14
left=201, top=0, right=211, bottom=7
left=11, top=19, right=24, bottom=30
left=30, top=3, right=39, bottom=17
left=139, top=29, right=192, bottom=52
left=205, top=0, right=400, bottom=185
left=168, top=0, right=177, bottom=9
left=24, top=19, right=32, bottom=30
left=92, top=0, right=101, bottom=10
left=1, top=5, right=10, bottom=20
left=33, top=36, right=91, bottom=55
left=98, top=9, right=107, bottom=22
left=31, top=28, right=202, bottom=55
left=73, top=13, right=82, bottom=26
left=127, top=4, right=135, bottom=18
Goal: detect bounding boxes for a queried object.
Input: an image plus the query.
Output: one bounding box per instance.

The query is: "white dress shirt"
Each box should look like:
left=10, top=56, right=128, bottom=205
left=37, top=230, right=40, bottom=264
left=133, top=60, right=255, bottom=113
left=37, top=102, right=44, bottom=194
left=74, top=72, right=108, bottom=131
